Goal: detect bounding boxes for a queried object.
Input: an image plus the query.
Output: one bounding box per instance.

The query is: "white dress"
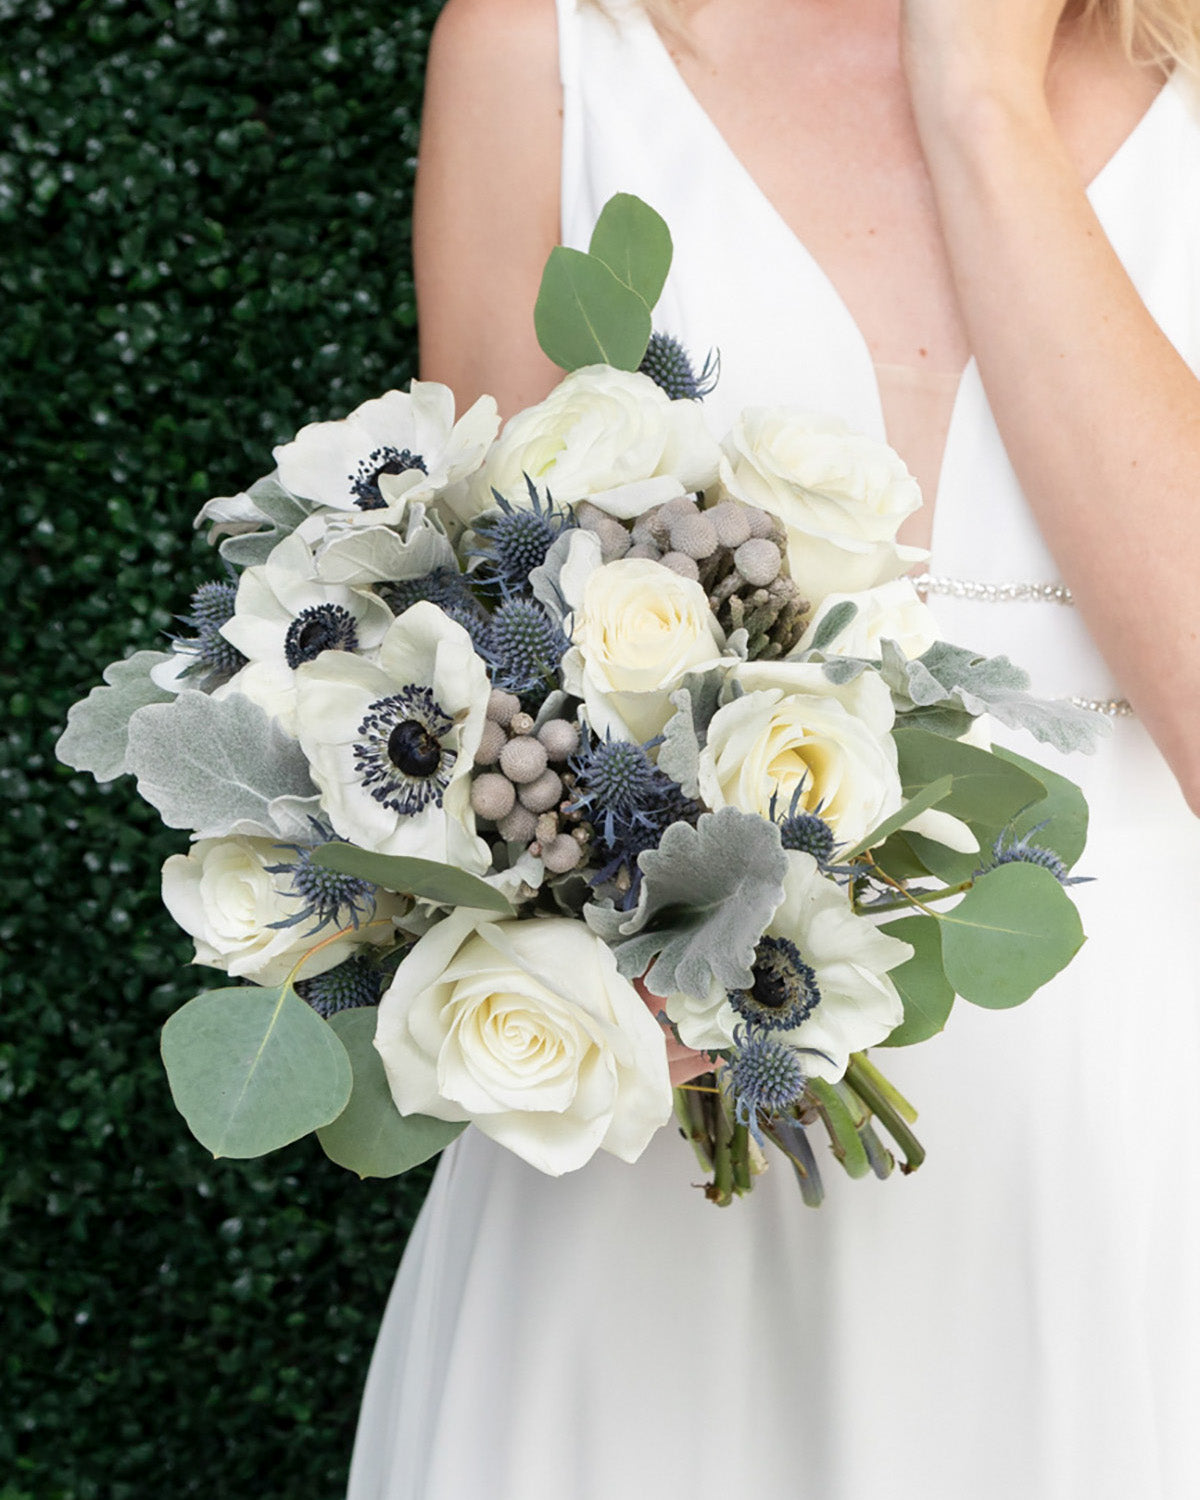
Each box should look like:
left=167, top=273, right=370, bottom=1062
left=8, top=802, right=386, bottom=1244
left=347, top=5, right=1200, bottom=1496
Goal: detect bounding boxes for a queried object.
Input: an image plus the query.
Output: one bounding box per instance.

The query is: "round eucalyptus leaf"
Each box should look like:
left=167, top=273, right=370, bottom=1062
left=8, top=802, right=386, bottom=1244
left=317, top=1007, right=465, bottom=1179
left=876, top=914, right=956, bottom=1047
left=534, top=246, right=652, bottom=372
left=161, top=985, right=352, bottom=1159
left=587, top=191, right=673, bottom=309
left=939, top=864, right=1085, bottom=1010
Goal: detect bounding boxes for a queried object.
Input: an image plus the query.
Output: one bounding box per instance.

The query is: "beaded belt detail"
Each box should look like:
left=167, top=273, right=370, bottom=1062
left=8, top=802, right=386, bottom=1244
left=912, top=573, right=1132, bottom=718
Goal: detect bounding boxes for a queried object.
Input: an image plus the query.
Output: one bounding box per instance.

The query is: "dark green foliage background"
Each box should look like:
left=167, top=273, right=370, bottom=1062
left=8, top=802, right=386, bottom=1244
left=2, top=2, right=445, bottom=1494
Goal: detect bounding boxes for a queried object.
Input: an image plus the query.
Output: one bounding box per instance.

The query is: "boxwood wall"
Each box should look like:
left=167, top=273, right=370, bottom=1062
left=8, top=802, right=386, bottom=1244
left=2, top=2, right=446, bottom=1494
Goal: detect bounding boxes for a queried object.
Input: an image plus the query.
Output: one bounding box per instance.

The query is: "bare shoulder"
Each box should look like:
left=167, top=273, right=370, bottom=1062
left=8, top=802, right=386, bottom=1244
left=415, top=0, right=564, bottom=415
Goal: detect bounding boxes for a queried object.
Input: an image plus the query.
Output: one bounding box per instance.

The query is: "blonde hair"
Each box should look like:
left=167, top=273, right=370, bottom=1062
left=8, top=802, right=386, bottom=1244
left=596, top=0, right=1200, bottom=72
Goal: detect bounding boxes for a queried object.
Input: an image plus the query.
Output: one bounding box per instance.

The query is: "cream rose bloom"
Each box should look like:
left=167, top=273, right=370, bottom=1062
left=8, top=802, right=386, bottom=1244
left=374, top=912, right=673, bottom=1175
left=464, top=365, right=721, bottom=526
left=161, top=836, right=399, bottom=987
left=660, top=851, right=909, bottom=1078
left=562, top=553, right=727, bottom=742
left=795, top=578, right=939, bottom=662
left=717, top=409, right=926, bottom=604
left=698, top=660, right=902, bottom=850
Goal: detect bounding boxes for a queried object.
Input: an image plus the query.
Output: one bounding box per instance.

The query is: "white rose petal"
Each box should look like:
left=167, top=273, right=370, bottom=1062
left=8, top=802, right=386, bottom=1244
left=796, top=578, right=939, bottom=661
left=464, top=366, right=721, bottom=527
left=717, top=409, right=927, bottom=604
left=698, top=659, right=902, bottom=851
left=662, top=852, right=910, bottom=1078
left=161, top=835, right=400, bottom=987
left=562, top=555, right=727, bottom=742
left=375, top=912, right=673, bottom=1175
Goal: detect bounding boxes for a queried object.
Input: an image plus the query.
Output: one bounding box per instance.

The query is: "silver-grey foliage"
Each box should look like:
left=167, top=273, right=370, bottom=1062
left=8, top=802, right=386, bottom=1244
left=124, top=690, right=319, bottom=839
left=584, top=807, right=788, bottom=998
left=55, top=650, right=176, bottom=783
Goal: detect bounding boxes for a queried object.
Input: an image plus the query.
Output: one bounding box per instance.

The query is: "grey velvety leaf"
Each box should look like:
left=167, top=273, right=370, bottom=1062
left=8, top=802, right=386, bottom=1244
left=656, top=689, right=704, bottom=799
left=819, top=655, right=871, bottom=686
left=199, top=473, right=318, bottom=568
left=808, top=600, right=859, bottom=654
left=602, top=808, right=789, bottom=999
left=55, top=651, right=176, bottom=782
left=908, top=640, right=1108, bottom=753
left=529, top=527, right=595, bottom=626
left=125, top=690, right=318, bottom=838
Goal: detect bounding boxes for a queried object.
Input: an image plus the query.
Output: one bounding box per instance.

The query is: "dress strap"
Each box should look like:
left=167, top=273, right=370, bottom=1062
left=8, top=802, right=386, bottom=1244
left=554, top=0, right=584, bottom=247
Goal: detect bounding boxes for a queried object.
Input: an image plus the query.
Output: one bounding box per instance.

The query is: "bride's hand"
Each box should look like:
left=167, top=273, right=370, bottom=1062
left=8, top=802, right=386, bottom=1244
left=900, top=0, right=1070, bottom=121
left=634, top=977, right=716, bottom=1088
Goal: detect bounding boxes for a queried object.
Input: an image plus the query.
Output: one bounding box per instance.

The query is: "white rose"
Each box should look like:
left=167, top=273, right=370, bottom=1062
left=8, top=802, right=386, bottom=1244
left=717, top=409, right=926, bottom=604
left=293, top=602, right=492, bottom=871
left=161, top=836, right=399, bottom=987
left=661, top=851, right=909, bottom=1078
left=562, top=553, right=727, bottom=742
left=795, top=578, right=939, bottom=661
left=273, top=381, right=499, bottom=527
left=374, top=912, right=673, bottom=1175
left=465, top=365, right=721, bottom=526
left=698, top=660, right=902, bottom=850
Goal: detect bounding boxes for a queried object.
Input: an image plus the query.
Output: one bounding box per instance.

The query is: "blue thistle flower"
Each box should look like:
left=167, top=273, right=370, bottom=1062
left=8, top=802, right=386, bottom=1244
left=982, top=823, right=1091, bottom=886
left=470, top=476, right=575, bottom=595
left=728, top=935, right=823, bottom=1032
left=264, top=824, right=379, bottom=936
left=768, top=782, right=837, bottom=867
left=482, top=597, right=569, bottom=697
left=725, top=1027, right=808, bottom=1141
left=638, top=331, right=720, bottom=401
left=377, top=568, right=489, bottom=648
left=569, top=731, right=702, bottom=903
left=295, top=955, right=387, bottom=1018
left=172, top=577, right=248, bottom=687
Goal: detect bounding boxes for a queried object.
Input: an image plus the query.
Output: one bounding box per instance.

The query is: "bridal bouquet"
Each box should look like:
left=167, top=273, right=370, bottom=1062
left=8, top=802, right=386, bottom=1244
left=57, top=195, right=1101, bottom=1205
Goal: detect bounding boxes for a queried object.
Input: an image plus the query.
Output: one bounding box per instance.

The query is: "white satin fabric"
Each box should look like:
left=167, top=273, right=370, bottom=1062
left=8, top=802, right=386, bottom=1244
left=347, top=5, right=1200, bottom=1495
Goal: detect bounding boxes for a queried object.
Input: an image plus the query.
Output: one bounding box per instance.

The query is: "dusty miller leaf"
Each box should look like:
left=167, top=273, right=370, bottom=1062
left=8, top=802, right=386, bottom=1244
left=591, top=808, right=788, bottom=998
left=55, top=650, right=176, bottom=782
left=196, top=472, right=318, bottom=568
left=125, top=690, right=318, bottom=838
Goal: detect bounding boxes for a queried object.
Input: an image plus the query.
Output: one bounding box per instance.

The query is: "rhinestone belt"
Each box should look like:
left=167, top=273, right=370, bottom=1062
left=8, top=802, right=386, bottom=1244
left=912, top=573, right=1132, bottom=717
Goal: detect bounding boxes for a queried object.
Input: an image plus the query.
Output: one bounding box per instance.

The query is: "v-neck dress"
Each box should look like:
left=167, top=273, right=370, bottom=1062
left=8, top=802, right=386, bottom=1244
left=346, top=5, right=1200, bottom=1497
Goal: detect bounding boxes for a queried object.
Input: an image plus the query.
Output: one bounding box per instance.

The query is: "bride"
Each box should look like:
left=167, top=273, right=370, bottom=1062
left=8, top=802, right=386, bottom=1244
left=348, top=1, right=1200, bottom=1496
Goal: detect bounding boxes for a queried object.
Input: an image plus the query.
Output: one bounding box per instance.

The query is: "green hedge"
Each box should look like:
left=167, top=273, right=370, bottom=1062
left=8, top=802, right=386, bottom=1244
left=2, top=2, right=447, bottom=1494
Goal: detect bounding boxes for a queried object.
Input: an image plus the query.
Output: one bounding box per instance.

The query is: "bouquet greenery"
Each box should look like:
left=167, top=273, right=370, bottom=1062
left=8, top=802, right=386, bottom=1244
left=57, top=195, right=1100, bottom=1205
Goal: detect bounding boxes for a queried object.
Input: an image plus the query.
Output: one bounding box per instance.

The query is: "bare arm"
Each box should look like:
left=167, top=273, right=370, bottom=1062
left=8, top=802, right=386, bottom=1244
left=414, top=0, right=564, bottom=417
left=902, top=0, right=1200, bottom=810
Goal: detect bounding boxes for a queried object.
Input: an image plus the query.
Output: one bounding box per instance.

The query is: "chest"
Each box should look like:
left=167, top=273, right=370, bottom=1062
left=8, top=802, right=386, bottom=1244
left=666, top=6, right=1165, bottom=374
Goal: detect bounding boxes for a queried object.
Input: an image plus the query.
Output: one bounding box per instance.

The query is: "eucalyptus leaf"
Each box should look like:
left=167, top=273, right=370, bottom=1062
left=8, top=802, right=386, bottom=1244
left=938, top=863, right=1085, bottom=1009
left=875, top=916, right=956, bottom=1047
left=125, top=690, right=317, bottom=838
left=808, top=600, right=859, bottom=654
left=317, top=1007, right=465, bottom=1178
left=311, top=843, right=513, bottom=914
left=534, top=246, right=653, bottom=372
left=894, top=728, right=1045, bottom=832
left=992, top=746, right=1089, bottom=869
left=841, top=775, right=953, bottom=860
left=161, top=984, right=353, bottom=1158
left=55, top=650, right=175, bottom=782
left=597, top=808, right=788, bottom=997
left=587, top=192, right=673, bottom=308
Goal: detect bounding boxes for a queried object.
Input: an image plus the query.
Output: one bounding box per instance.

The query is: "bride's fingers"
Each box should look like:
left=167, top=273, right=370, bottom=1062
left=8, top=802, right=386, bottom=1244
left=635, top=976, right=716, bottom=1086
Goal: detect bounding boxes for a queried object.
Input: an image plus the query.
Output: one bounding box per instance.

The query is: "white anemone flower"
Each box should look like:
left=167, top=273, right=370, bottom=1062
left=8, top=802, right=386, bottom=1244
left=217, top=533, right=394, bottom=735
left=293, top=602, right=492, bottom=873
left=660, top=851, right=911, bottom=1080
left=273, top=381, right=499, bottom=526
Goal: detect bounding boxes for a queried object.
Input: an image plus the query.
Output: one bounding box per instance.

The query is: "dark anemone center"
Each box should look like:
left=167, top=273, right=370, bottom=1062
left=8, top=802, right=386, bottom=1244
left=730, top=935, right=822, bottom=1033
left=349, top=445, right=428, bottom=510
left=284, top=603, right=359, bottom=668
left=387, top=719, right=442, bottom=778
